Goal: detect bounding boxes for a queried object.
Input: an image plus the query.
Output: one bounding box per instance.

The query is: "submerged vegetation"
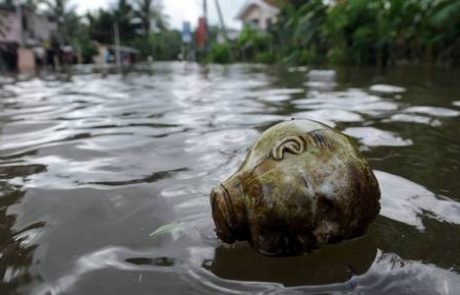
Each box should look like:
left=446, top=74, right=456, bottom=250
left=230, top=0, right=460, bottom=66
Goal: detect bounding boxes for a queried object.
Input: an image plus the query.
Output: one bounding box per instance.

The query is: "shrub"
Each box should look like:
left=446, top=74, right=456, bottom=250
left=327, top=47, right=347, bottom=64
left=209, top=43, right=233, bottom=64
left=255, top=52, right=276, bottom=64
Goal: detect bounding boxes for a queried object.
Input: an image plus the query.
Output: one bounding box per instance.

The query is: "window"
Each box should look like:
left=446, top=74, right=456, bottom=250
left=249, top=19, right=259, bottom=29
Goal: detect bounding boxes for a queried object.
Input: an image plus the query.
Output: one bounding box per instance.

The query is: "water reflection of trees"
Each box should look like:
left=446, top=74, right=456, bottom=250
left=0, top=182, right=43, bottom=294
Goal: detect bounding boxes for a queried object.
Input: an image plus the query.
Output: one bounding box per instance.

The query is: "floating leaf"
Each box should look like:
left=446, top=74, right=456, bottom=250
left=149, top=222, right=183, bottom=237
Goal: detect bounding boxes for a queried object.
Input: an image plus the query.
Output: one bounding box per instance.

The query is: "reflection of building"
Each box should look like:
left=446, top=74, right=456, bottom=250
left=236, top=0, right=280, bottom=31
left=0, top=4, right=57, bottom=71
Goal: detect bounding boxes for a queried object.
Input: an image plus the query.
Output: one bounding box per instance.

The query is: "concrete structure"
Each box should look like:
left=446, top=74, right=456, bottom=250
left=0, top=4, right=57, bottom=71
left=0, top=4, right=57, bottom=46
left=17, top=47, right=35, bottom=72
left=236, top=0, right=280, bottom=31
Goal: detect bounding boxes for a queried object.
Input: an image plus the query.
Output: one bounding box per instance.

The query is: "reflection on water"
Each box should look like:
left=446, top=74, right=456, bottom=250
left=1, top=63, right=460, bottom=294
left=369, top=84, right=406, bottom=95
left=377, top=171, right=460, bottom=230
left=30, top=246, right=460, bottom=295
left=344, top=127, right=413, bottom=147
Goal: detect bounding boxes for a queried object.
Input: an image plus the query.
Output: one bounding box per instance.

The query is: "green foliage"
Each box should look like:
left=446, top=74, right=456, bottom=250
left=129, top=30, right=181, bottom=60
left=39, top=0, right=78, bottom=42
left=255, top=52, right=276, bottom=64
left=237, top=26, right=273, bottom=62
left=209, top=43, right=233, bottom=64
left=237, top=0, right=460, bottom=65
left=238, top=26, right=272, bottom=51
left=132, top=0, right=166, bottom=37
left=78, top=40, right=98, bottom=63
left=84, top=0, right=175, bottom=61
left=111, top=0, right=137, bottom=42
left=327, top=47, right=347, bottom=65
left=17, top=0, right=460, bottom=65
left=151, top=30, right=182, bottom=60
left=27, top=0, right=176, bottom=62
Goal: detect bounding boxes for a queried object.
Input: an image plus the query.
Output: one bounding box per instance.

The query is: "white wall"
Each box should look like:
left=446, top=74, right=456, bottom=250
left=0, top=12, right=20, bottom=43
left=29, top=14, right=57, bottom=42
left=242, top=4, right=278, bottom=30
left=0, top=9, right=57, bottom=45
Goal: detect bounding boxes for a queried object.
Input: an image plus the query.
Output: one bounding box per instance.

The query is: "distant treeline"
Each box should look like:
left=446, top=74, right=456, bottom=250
left=81, top=0, right=182, bottom=61
left=0, top=0, right=182, bottom=62
left=214, top=0, right=460, bottom=66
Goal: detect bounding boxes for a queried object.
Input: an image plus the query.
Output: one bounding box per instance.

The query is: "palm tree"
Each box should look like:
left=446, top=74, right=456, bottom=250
left=131, top=0, right=166, bottom=37
left=113, top=0, right=137, bottom=43
left=39, top=0, right=76, bottom=42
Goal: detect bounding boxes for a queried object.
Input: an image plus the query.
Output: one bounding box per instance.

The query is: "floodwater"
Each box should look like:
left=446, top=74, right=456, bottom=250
left=1, top=63, right=460, bottom=294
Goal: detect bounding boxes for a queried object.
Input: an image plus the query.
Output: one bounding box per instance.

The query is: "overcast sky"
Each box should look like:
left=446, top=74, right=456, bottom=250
left=72, top=0, right=246, bottom=30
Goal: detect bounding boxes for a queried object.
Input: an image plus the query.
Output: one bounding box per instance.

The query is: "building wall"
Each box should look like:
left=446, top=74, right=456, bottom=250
left=25, top=12, right=57, bottom=44
left=0, top=12, right=20, bottom=44
left=0, top=8, right=57, bottom=46
left=242, top=4, right=278, bottom=31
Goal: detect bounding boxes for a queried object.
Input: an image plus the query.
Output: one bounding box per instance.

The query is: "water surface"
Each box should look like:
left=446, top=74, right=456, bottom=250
left=1, top=63, right=460, bottom=294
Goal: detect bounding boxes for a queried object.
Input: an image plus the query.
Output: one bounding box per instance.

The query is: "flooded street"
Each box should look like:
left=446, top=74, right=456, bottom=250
left=1, top=62, right=460, bottom=294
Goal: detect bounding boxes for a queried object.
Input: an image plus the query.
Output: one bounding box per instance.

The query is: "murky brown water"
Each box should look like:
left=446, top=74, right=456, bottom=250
left=1, top=63, right=460, bottom=294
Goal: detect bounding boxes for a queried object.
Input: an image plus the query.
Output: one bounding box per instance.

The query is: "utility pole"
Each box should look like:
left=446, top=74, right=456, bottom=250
left=15, top=0, right=24, bottom=47
left=203, top=0, right=208, bottom=53
left=203, top=0, right=207, bottom=25
left=214, top=0, right=228, bottom=42
left=114, top=22, right=121, bottom=69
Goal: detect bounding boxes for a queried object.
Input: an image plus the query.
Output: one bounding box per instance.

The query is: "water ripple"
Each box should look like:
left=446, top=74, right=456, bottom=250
left=1, top=63, right=460, bottom=294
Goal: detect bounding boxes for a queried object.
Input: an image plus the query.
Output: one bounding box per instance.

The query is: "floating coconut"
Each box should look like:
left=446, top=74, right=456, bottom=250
left=210, top=119, right=380, bottom=256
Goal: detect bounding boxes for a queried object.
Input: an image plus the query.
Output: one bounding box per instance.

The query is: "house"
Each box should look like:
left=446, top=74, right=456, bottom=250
left=236, top=0, right=280, bottom=31
left=0, top=4, right=58, bottom=71
left=0, top=4, right=57, bottom=46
